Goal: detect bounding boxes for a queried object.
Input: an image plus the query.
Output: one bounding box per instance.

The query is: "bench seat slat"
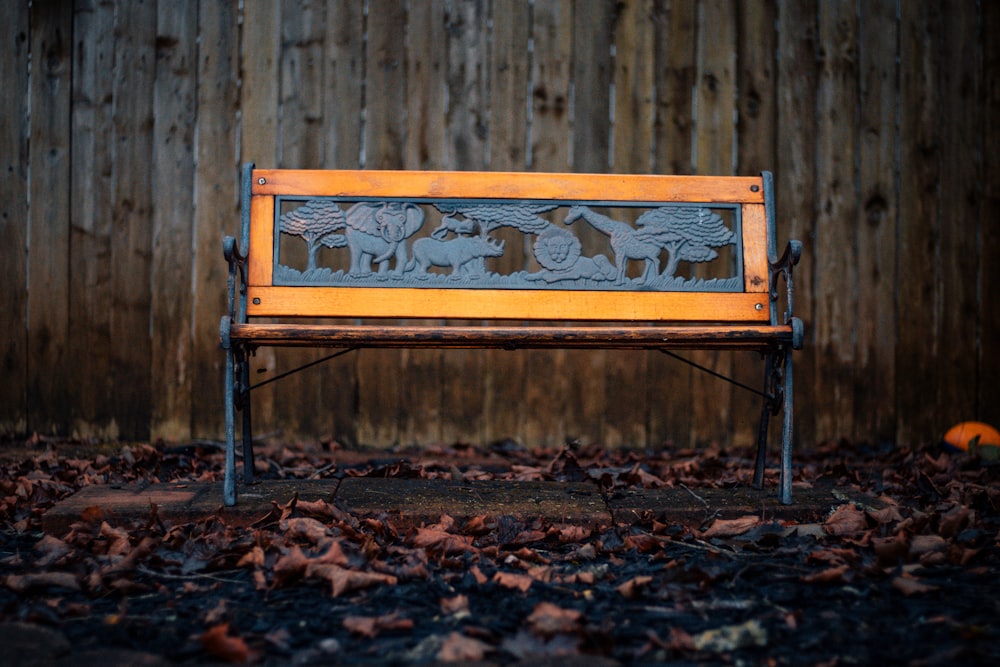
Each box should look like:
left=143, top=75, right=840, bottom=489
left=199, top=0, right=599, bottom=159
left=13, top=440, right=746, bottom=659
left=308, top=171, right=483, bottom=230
left=230, top=323, right=794, bottom=351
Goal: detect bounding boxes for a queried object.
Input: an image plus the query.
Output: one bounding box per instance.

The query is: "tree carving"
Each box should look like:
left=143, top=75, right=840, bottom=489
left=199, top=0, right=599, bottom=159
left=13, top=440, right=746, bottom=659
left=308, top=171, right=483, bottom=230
left=634, top=206, right=735, bottom=278
left=279, top=200, right=346, bottom=271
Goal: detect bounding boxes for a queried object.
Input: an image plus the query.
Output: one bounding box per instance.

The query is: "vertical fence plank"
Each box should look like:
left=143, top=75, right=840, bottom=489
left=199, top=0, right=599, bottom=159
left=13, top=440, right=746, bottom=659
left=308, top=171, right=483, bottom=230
left=0, top=3, right=30, bottom=434
left=401, top=0, right=448, bottom=446
left=734, top=0, right=777, bottom=449
left=691, top=0, right=737, bottom=447
left=320, top=1, right=365, bottom=446
left=485, top=0, right=531, bottom=446
left=439, top=0, right=490, bottom=446
left=648, top=0, right=696, bottom=448
left=776, top=0, right=818, bottom=447
left=191, top=0, right=240, bottom=438
left=982, top=2, right=1000, bottom=428
left=814, top=0, right=859, bottom=442
left=524, top=0, right=573, bottom=448
left=325, top=2, right=364, bottom=169
left=606, top=0, right=654, bottom=448
left=936, top=2, right=980, bottom=431
left=856, top=0, right=898, bottom=445
left=150, top=1, right=197, bottom=441
left=269, top=0, right=330, bottom=443
left=109, top=0, right=156, bottom=440
left=240, top=0, right=282, bottom=442
left=896, top=2, right=941, bottom=445
left=568, top=0, right=614, bottom=445
left=27, top=0, right=73, bottom=435
left=69, top=0, right=115, bottom=438
left=356, top=0, right=408, bottom=448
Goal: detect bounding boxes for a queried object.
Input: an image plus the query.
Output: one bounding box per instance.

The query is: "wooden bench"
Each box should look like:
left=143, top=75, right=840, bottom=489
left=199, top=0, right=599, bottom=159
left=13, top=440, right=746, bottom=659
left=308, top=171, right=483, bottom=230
left=220, top=164, right=803, bottom=506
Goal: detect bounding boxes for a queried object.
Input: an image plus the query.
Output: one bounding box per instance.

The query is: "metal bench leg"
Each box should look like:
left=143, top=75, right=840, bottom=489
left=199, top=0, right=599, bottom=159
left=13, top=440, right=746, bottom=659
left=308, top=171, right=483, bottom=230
left=779, top=347, right=794, bottom=505
left=240, top=356, right=254, bottom=484
left=223, top=345, right=237, bottom=506
left=753, top=353, right=774, bottom=489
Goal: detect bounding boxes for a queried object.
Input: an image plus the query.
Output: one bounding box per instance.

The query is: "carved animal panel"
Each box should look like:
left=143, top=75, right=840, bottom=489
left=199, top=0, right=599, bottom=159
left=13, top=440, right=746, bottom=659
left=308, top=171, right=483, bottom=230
left=272, top=198, right=741, bottom=291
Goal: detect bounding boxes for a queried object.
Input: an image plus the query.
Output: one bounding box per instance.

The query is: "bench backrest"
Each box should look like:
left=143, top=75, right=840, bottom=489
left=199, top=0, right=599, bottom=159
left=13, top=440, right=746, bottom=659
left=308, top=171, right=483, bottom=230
left=238, top=164, right=779, bottom=324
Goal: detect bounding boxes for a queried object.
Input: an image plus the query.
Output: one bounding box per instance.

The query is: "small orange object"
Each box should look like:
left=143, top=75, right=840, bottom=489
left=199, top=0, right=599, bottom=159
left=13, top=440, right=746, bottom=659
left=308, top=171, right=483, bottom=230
left=943, top=421, right=1000, bottom=451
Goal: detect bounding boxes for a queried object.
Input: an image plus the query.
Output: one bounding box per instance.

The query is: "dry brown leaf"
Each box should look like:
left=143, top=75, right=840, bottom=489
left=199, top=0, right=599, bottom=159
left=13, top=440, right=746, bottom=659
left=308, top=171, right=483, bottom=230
left=908, top=534, right=948, bottom=559
left=34, top=534, right=71, bottom=567
left=800, top=564, right=850, bottom=584
left=440, top=594, right=470, bottom=616
left=305, top=563, right=397, bottom=597
left=410, top=527, right=476, bottom=555
left=99, top=521, right=131, bottom=556
left=4, top=571, right=80, bottom=592
left=272, top=545, right=310, bottom=586
left=236, top=545, right=265, bottom=569
left=701, top=515, right=760, bottom=538
left=866, top=505, right=904, bottom=525
left=549, top=524, right=591, bottom=543
left=470, top=565, right=489, bottom=585
left=437, top=631, right=492, bottom=662
left=616, top=575, right=654, bottom=599
left=493, top=571, right=534, bottom=592
left=342, top=613, right=413, bottom=638
left=280, top=516, right=330, bottom=543
left=526, top=601, right=583, bottom=637
left=892, top=575, right=938, bottom=596
left=200, top=623, right=251, bottom=663
left=823, top=504, right=868, bottom=536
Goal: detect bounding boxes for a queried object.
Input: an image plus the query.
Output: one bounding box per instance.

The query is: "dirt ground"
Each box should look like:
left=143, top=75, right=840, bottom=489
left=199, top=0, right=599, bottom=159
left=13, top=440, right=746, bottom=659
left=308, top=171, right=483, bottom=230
left=1, top=435, right=998, bottom=665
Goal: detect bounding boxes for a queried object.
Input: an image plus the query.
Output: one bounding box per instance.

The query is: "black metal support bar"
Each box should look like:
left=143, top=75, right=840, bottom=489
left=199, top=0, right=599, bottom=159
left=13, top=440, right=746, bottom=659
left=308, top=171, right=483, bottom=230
left=249, top=347, right=360, bottom=391
left=657, top=349, right=772, bottom=400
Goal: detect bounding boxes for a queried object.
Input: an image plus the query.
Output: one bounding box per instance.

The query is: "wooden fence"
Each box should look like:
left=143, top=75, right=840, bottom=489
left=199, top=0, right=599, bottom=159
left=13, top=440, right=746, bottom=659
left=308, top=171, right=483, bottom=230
left=2, top=0, right=997, bottom=451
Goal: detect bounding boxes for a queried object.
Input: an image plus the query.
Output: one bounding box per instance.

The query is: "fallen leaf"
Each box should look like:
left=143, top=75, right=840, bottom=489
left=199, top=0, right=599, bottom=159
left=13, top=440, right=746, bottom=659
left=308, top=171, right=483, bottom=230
left=272, top=545, right=310, bottom=587
left=236, top=545, right=265, bottom=569
left=701, top=515, right=760, bottom=538
left=526, top=601, right=583, bottom=637
left=892, top=575, right=938, bottom=596
left=410, top=527, right=476, bottom=555
left=494, top=571, right=534, bottom=592
left=280, top=516, right=330, bottom=543
left=440, top=595, right=469, bottom=616
left=200, top=623, right=251, bottom=663
left=616, top=575, right=654, bottom=599
left=99, top=521, right=131, bottom=556
left=801, top=564, right=850, bottom=584
left=909, top=534, right=948, bottom=559
left=824, top=504, right=868, bottom=536
left=691, top=619, right=768, bottom=652
left=4, top=572, right=80, bottom=592
left=437, top=631, right=493, bottom=662
left=342, top=612, right=413, bottom=638
left=305, top=563, right=397, bottom=597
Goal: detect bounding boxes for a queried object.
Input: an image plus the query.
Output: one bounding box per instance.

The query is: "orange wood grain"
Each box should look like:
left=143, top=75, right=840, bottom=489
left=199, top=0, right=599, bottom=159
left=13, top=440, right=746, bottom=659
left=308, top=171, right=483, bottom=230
left=245, top=285, right=770, bottom=322
left=251, top=168, right=765, bottom=204
left=741, top=203, right=770, bottom=293
left=247, top=195, right=274, bottom=286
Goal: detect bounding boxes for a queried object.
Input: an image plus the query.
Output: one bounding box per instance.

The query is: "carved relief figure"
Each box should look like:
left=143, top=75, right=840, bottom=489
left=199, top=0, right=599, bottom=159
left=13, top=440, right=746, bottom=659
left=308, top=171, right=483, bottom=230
left=633, top=206, right=735, bottom=278
left=528, top=226, right=616, bottom=283
left=408, top=236, right=506, bottom=277
left=564, top=205, right=661, bottom=284
left=343, top=202, right=425, bottom=277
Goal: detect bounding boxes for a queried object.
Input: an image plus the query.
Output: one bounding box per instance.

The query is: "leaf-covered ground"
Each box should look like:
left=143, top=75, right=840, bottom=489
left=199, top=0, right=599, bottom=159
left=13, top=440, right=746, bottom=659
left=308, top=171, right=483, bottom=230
left=1, top=436, right=998, bottom=665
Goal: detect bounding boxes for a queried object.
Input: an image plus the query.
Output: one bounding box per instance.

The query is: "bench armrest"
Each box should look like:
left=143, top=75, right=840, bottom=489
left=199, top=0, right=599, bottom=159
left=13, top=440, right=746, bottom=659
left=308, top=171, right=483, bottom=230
left=769, top=239, right=802, bottom=329
left=223, top=235, right=248, bottom=326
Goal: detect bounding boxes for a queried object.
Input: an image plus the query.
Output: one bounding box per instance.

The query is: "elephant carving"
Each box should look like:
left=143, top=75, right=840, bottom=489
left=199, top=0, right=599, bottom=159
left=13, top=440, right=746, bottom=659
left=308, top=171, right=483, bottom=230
left=344, top=202, right=425, bottom=277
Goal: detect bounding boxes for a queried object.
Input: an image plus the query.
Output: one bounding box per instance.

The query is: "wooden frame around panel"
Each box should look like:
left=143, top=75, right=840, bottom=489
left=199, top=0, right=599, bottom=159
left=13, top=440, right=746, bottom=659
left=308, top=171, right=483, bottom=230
left=244, top=169, right=773, bottom=323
